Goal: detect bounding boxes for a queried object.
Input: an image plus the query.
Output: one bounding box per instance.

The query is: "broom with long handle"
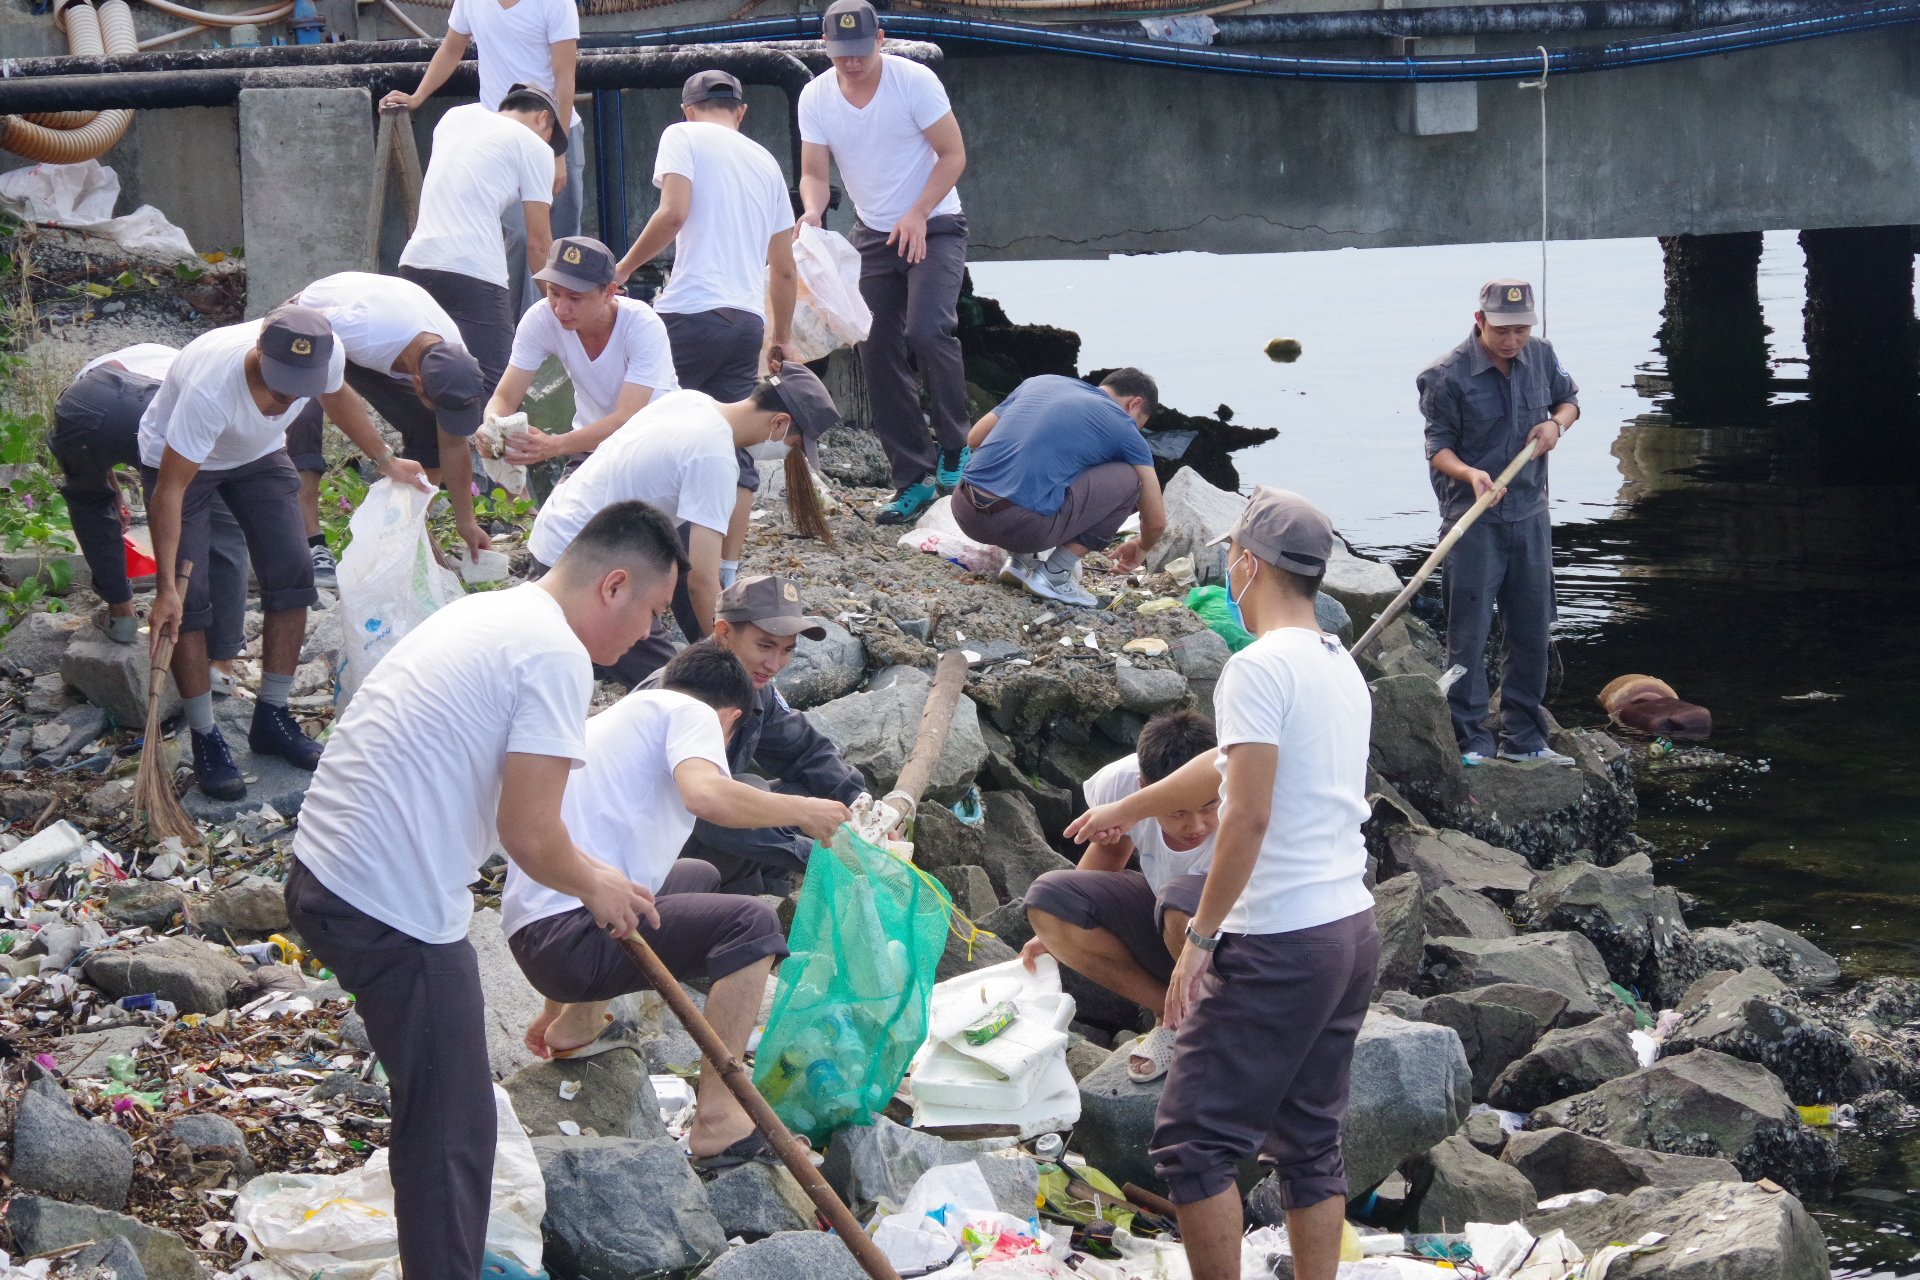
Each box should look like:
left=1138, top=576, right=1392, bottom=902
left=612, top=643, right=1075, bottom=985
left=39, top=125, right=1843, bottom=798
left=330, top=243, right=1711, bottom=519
left=135, top=560, right=203, bottom=847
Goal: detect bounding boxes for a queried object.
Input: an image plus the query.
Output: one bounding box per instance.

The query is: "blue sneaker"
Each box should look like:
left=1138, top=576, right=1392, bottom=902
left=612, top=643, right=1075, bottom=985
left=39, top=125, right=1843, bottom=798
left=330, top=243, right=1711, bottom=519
left=937, top=446, right=971, bottom=495
left=191, top=726, right=246, bottom=801
left=249, top=702, right=324, bottom=771
left=1461, top=751, right=1490, bottom=768
left=876, top=479, right=938, bottom=526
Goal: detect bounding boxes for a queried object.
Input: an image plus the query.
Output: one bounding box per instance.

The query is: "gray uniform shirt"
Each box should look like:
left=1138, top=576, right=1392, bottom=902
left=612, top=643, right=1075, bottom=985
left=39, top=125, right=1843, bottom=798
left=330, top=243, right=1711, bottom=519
left=1417, top=331, right=1579, bottom=526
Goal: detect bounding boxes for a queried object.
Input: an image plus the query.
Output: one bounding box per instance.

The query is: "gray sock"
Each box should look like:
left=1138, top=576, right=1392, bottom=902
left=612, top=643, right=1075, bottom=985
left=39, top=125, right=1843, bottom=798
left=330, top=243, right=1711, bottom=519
left=1044, top=547, right=1081, bottom=575
left=259, top=672, right=295, bottom=708
left=183, top=691, right=216, bottom=734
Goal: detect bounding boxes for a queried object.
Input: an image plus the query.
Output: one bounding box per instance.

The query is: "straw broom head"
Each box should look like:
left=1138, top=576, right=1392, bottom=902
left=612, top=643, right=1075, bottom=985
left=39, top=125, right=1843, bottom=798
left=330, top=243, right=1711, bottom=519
left=136, top=560, right=202, bottom=848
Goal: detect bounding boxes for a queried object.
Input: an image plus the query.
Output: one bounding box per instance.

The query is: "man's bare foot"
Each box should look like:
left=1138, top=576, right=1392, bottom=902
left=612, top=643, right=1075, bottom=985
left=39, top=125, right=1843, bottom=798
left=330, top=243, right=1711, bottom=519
left=524, top=1006, right=562, bottom=1060
left=541, top=1007, right=615, bottom=1058
left=688, top=1113, right=764, bottom=1161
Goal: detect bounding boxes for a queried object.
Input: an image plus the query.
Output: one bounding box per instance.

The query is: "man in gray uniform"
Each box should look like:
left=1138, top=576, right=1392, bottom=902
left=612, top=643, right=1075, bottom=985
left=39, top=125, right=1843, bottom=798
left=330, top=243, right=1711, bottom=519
left=644, top=574, right=864, bottom=895
left=1416, top=279, right=1580, bottom=767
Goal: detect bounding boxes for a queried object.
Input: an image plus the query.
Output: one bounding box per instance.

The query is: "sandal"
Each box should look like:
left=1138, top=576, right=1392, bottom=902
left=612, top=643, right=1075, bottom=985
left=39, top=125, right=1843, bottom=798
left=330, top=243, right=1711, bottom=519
left=549, top=1017, right=642, bottom=1061
left=481, top=1251, right=548, bottom=1279
left=1126, top=1024, right=1177, bottom=1084
left=690, top=1130, right=796, bottom=1174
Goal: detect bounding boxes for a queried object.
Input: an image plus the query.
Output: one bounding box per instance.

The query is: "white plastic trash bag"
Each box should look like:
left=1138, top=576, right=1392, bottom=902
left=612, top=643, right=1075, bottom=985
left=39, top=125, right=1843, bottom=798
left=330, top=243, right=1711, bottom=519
left=898, top=496, right=1004, bottom=575
left=334, top=477, right=463, bottom=705
left=0, top=159, right=199, bottom=260
left=785, top=223, right=871, bottom=363
left=232, top=1085, right=544, bottom=1280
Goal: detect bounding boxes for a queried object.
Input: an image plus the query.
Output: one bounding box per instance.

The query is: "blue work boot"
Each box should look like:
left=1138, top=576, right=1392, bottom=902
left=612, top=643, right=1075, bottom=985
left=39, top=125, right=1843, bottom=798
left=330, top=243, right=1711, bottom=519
left=936, top=446, right=971, bottom=495
left=191, top=726, right=246, bottom=801
left=249, top=702, right=325, bottom=771
left=876, top=478, right=938, bottom=526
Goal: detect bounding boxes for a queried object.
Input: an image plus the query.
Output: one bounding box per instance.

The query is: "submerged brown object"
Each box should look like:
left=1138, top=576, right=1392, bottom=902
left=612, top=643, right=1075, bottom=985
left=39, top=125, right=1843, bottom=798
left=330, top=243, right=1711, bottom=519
left=1599, top=674, right=1713, bottom=740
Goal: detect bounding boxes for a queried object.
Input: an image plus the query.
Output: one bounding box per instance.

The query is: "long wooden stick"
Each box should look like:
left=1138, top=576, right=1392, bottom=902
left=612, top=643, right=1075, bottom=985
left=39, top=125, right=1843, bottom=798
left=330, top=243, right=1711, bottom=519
left=618, top=934, right=901, bottom=1280
left=892, top=649, right=969, bottom=809
left=1352, top=440, right=1539, bottom=656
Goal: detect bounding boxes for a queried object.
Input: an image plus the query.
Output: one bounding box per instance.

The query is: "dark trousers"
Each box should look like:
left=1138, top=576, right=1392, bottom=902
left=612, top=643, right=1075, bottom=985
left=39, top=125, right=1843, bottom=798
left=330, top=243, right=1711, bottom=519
left=1441, top=510, right=1554, bottom=755
left=531, top=521, right=702, bottom=687
left=503, top=120, right=585, bottom=317
left=952, top=462, right=1142, bottom=556
left=681, top=774, right=814, bottom=895
left=139, top=451, right=314, bottom=637
left=662, top=307, right=765, bottom=402
left=851, top=215, right=970, bottom=489
left=285, top=860, right=495, bottom=1280
left=401, top=265, right=513, bottom=396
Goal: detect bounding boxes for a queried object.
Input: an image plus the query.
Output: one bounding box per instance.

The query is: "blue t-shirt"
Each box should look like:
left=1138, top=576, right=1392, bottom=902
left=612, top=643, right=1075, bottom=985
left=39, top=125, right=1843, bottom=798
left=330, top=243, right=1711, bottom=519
left=962, top=375, right=1154, bottom=517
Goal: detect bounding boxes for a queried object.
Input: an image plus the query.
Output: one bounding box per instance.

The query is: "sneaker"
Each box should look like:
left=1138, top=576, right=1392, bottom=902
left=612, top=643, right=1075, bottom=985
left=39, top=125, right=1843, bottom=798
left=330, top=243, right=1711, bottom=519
left=98, top=612, right=139, bottom=645
left=1499, top=746, right=1578, bottom=767
left=191, top=726, right=247, bottom=801
left=936, top=446, right=971, bottom=495
left=249, top=702, right=324, bottom=771
left=309, top=541, right=338, bottom=590
left=875, top=479, right=938, bottom=526
left=998, top=553, right=1041, bottom=586
left=1461, top=751, right=1491, bottom=767
left=1008, top=556, right=1098, bottom=608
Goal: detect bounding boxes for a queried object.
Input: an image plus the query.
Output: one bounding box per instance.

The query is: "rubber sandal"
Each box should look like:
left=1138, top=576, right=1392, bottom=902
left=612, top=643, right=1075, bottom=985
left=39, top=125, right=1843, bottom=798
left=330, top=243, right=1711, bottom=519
left=481, top=1251, right=549, bottom=1280
left=690, top=1130, right=796, bottom=1174
left=1126, top=1024, right=1177, bottom=1084
left=549, top=1017, right=642, bottom=1061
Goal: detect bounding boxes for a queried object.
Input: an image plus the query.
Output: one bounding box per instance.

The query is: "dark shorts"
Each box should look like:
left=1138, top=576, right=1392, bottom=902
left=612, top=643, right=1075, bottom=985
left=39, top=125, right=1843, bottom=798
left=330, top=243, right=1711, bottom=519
left=507, top=860, right=788, bottom=1003
left=1025, top=869, right=1206, bottom=984
left=283, top=400, right=328, bottom=474
left=1150, top=909, right=1381, bottom=1208
left=952, top=461, right=1143, bottom=556
left=399, top=265, right=512, bottom=395
left=343, top=362, right=445, bottom=470
left=50, top=364, right=154, bottom=490
left=140, top=450, right=316, bottom=632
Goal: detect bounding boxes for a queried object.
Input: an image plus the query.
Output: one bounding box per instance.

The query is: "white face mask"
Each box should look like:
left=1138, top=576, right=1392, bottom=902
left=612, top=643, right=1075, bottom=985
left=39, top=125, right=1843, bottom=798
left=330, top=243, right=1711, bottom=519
left=746, top=439, right=791, bottom=461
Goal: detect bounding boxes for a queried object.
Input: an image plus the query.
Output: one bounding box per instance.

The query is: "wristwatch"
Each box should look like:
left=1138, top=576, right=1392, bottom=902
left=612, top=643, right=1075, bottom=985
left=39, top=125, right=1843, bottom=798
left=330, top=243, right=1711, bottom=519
left=1184, top=922, right=1221, bottom=952
left=369, top=446, right=395, bottom=470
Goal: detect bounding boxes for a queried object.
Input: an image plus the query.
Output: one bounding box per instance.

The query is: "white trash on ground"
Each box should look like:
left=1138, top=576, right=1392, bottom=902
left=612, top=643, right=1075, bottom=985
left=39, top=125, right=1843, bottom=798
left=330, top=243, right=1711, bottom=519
left=910, top=955, right=1080, bottom=1137
left=0, top=159, right=198, bottom=259
left=785, top=224, right=872, bottom=362
left=333, top=478, right=463, bottom=706
left=871, top=1160, right=1052, bottom=1279
left=899, top=497, right=1005, bottom=576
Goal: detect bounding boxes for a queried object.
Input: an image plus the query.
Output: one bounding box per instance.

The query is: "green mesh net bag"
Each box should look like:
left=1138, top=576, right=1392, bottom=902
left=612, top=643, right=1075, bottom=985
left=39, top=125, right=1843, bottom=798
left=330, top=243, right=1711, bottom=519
left=753, top=824, right=955, bottom=1144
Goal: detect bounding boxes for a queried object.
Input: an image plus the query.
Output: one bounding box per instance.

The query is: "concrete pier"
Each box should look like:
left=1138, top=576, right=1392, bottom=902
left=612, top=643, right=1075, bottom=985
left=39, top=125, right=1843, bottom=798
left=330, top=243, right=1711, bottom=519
left=1799, top=225, right=1918, bottom=459
left=238, top=88, right=376, bottom=317
left=1656, top=232, right=1769, bottom=425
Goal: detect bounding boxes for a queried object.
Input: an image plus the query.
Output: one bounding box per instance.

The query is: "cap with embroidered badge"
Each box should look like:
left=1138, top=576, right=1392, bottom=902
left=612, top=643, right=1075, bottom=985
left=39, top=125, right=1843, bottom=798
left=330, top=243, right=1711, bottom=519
left=822, top=0, right=879, bottom=55
left=1208, top=486, right=1335, bottom=576
left=765, top=361, right=840, bottom=444
left=682, top=69, right=747, bottom=105
left=715, top=573, right=829, bottom=639
left=534, top=236, right=617, bottom=294
left=417, top=342, right=486, bottom=437
left=505, top=82, right=570, bottom=156
left=258, top=305, right=334, bottom=400
left=1478, top=278, right=1538, bottom=328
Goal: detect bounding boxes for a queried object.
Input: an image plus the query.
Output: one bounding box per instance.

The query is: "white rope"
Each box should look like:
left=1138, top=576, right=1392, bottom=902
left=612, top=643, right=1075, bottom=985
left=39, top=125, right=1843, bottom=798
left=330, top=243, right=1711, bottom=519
left=1519, top=45, right=1550, bottom=333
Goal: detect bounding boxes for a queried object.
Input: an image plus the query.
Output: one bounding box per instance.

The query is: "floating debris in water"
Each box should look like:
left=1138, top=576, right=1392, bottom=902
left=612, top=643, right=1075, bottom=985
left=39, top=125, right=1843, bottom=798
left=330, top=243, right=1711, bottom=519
left=1265, top=337, right=1303, bottom=363
left=1782, top=691, right=1843, bottom=701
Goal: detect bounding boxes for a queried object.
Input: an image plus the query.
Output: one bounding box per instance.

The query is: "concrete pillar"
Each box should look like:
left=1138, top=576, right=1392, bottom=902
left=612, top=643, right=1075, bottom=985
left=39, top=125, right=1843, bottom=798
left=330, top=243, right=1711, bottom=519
left=1395, top=37, right=1478, bottom=137
left=239, top=87, right=375, bottom=317
left=1799, top=225, right=1919, bottom=437
left=1656, top=232, right=1770, bottom=424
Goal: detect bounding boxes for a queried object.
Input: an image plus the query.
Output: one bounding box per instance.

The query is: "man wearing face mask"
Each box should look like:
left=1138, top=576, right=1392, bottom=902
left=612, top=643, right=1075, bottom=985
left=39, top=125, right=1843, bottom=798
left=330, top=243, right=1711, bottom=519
left=1417, top=279, right=1580, bottom=768
left=526, top=365, right=841, bottom=686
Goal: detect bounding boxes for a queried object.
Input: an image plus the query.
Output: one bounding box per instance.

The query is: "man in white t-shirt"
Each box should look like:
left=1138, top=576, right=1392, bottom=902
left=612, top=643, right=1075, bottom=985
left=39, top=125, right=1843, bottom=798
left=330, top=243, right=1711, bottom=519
left=487, top=237, right=678, bottom=467
left=617, top=69, right=799, bottom=591
left=526, top=363, right=840, bottom=686
left=382, top=0, right=582, bottom=313
left=397, top=88, right=563, bottom=396
left=141, top=307, right=428, bottom=804
left=289, top=272, right=492, bottom=561
left=285, top=500, right=675, bottom=1280
left=1021, top=709, right=1219, bottom=1084
left=798, top=0, right=970, bottom=528
left=506, top=640, right=848, bottom=1166
left=1068, top=489, right=1377, bottom=1280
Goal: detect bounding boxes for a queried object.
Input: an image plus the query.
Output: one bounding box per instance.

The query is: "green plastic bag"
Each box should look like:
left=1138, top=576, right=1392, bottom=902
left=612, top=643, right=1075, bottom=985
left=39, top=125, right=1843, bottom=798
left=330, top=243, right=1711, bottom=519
left=753, top=825, right=953, bottom=1144
left=1186, top=585, right=1256, bottom=651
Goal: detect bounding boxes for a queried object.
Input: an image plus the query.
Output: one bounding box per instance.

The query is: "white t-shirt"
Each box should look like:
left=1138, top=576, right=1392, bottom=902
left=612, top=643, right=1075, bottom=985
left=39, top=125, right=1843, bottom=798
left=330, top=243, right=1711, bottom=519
left=447, top=0, right=580, bottom=126
left=501, top=688, right=730, bottom=936
left=527, top=388, right=742, bottom=565
left=508, top=297, right=678, bottom=431
left=1083, top=753, right=1216, bottom=892
left=399, top=104, right=555, bottom=288
left=137, top=320, right=346, bottom=471
left=651, top=121, right=793, bottom=319
left=797, top=56, right=962, bottom=234
left=293, top=585, right=592, bottom=945
left=1211, top=628, right=1375, bottom=936
left=294, top=272, right=466, bottom=375
left=82, top=343, right=177, bottom=382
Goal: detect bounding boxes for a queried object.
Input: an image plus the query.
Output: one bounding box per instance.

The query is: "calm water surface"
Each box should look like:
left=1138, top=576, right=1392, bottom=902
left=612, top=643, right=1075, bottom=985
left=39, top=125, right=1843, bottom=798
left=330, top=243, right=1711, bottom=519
left=974, top=236, right=1920, bottom=1276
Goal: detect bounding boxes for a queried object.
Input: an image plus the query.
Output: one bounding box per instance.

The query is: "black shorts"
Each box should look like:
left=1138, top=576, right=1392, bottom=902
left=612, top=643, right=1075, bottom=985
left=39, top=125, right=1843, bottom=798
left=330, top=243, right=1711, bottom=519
left=344, top=362, right=446, bottom=470
left=1024, top=869, right=1206, bottom=984
left=283, top=400, right=327, bottom=474
left=140, top=450, right=316, bottom=632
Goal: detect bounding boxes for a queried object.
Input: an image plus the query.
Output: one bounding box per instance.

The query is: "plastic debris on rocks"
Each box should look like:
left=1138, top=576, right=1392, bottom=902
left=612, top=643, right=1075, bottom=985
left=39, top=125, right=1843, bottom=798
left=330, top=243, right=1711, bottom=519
left=911, top=956, right=1081, bottom=1137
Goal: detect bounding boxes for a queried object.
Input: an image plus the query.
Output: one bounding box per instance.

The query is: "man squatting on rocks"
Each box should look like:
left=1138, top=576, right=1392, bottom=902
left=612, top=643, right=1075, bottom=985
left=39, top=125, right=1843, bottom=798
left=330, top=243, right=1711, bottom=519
left=285, top=501, right=678, bottom=1279
left=1070, top=489, right=1379, bottom=1280
left=954, top=370, right=1167, bottom=609
left=140, top=307, right=429, bottom=803
left=642, top=574, right=867, bottom=896
left=525, top=354, right=840, bottom=687
left=1022, top=708, right=1220, bottom=1083
left=800, top=0, right=973, bottom=527
left=617, top=69, right=799, bottom=590
left=504, top=639, right=851, bottom=1169
left=1418, top=278, right=1580, bottom=768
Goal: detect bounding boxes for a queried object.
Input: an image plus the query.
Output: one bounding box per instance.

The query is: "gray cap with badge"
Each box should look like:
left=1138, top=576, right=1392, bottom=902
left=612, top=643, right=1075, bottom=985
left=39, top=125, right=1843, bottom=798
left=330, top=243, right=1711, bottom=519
left=822, top=0, right=879, bottom=56
left=1478, top=278, right=1538, bottom=328
left=1209, top=486, right=1335, bottom=576
left=682, top=69, right=747, bottom=105
left=417, top=343, right=486, bottom=437
left=534, top=236, right=618, bottom=294
left=258, top=305, right=335, bottom=400
left=715, top=573, right=829, bottom=639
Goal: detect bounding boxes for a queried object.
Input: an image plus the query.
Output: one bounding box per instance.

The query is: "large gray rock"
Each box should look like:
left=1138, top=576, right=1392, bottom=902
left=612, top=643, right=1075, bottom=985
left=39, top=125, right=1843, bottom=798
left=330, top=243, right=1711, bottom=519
left=11, top=1078, right=134, bottom=1209
left=1169, top=629, right=1231, bottom=683
left=805, top=666, right=987, bottom=801
left=1114, top=660, right=1189, bottom=715
left=190, top=878, right=290, bottom=936
left=1526, top=1181, right=1828, bottom=1279
left=5, top=1196, right=205, bottom=1280
left=821, top=1116, right=1039, bottom=1218
left=83, top=938, right=248, bottom=1015
left=1487, top=1016, right=1641, bottom=1112
left=1418, top=984, right=1571, bottom=1100
left=61, top=632, right=177, bottom=727
left=67, top=1238, right=147, bottom=1280
left=1500, top=1127, right=1740, bottom=1200
left=1074, top=1047, right=1166, bottom=1192
left=168, top=1113, right=258, bottom=1182
left=103, top=881, right=186, bottom=930
left=469, top=907, right=549, bottom=1080
left=1386, top=828, right=1536, bottom=900
left=1424, top=933, right=1616, bottom=1024
left=1345, top=1013, right=1475, bottom=1195
left=932, top=865, right=999, bottom=918
left=1532, top=1049, right=1838, bottom=1193
left=700, top=1231, right=866, bottom=1280
left=1688, top=921, right=1843, bottom=994
left=914, top=792, right=1073, bottom=902
left=1368, top=677, right=1468, bottom=811
left=1402, top=1135, right=1538, bottom=1233
left=1372, top=872, right=1429, bottom=996
left=1425, top=885, right=1514, bottom=940
left=533, top=1136, right=728, bottom=1279
left=503, top=1048, right=665, bottom=1140
left=1145, top=467, right=1245, bottom=573
left=703, top=1162, right=819, bottom=1238
left=1518, top=854, right=1689, bottom=995
left=51, top=1026, right=155, bottom=1080
left=0, top=611, right=88, bottom=676
left=774, top=620, right=867, bottom=709
left=1324, top=541, right=1403, bottom=634
left=1661, top=967, right=1860, bottom=1104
